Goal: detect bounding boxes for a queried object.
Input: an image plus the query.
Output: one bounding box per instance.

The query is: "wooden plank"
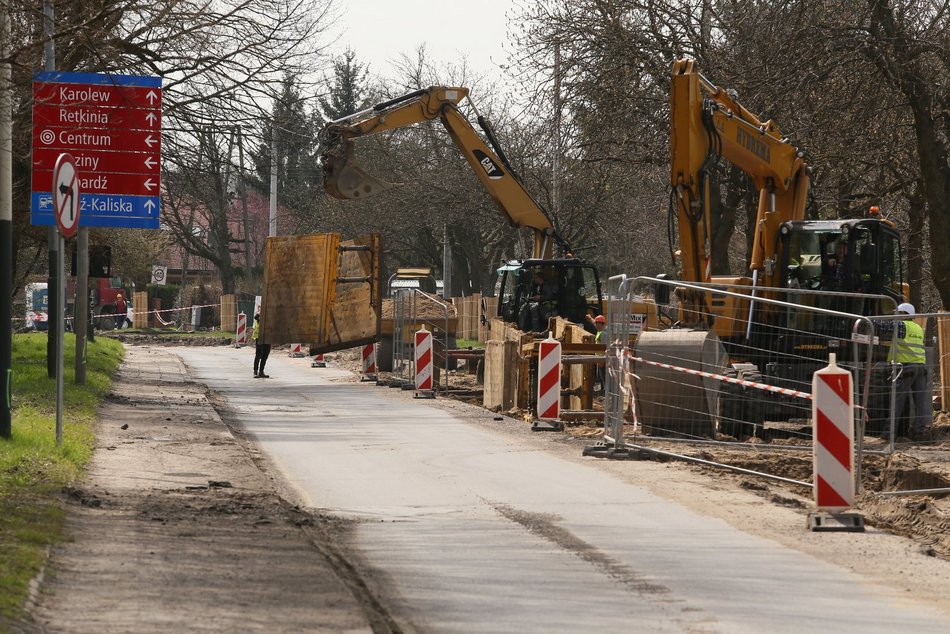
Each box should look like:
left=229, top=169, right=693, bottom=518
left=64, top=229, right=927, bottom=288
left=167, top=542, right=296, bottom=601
left=132, top=291, right=148, bottom=329
left=484, top=339, right=518, bottom=411
left=220, top=294, right=236, bottom=332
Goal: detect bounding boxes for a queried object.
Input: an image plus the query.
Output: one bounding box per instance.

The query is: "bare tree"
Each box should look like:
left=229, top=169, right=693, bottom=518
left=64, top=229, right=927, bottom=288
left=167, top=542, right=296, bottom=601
left=3, top=0, right=336, bottom=294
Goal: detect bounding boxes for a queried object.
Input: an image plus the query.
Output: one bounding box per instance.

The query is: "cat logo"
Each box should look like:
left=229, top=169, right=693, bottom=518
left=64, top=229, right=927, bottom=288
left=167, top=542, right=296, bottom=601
left=473, top=149, right=504, bottom=180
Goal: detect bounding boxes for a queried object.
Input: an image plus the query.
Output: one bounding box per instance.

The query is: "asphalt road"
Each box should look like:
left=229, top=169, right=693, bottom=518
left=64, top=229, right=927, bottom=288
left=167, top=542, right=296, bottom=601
left=176, top=345, right=950, bottom=633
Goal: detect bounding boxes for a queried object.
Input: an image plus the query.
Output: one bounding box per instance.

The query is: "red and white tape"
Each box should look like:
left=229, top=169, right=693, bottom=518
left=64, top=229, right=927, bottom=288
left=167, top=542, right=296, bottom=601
left=626, top=351, right=812, bottom=401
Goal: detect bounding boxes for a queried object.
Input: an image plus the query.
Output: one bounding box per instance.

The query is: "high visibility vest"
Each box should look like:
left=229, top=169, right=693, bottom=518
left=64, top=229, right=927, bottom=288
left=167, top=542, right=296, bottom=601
left=252, top=320, right=260, bottom=341
left=889, top=320, right=926, bottom=365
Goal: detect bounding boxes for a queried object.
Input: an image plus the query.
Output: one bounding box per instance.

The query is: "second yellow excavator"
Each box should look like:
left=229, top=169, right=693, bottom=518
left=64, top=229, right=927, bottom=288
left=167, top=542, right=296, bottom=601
left=635, top=59, right=907, bottom=438
left=319, top=86, right=602, bottom=332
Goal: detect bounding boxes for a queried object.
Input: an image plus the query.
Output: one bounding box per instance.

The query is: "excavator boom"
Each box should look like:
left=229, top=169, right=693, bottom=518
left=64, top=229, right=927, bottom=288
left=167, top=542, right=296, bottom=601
left=319, top=86, right=557, bottom=259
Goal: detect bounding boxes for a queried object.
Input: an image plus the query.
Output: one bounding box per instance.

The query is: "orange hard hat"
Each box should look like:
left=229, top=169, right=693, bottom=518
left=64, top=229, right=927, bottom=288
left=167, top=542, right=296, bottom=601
left=593, top=315, right=607, bottom=324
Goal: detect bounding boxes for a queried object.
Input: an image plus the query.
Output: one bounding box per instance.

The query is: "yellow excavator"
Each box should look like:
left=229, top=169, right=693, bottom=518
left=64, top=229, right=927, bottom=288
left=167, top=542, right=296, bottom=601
left=635, top=59, right=907, bottom=437
left=319, top=86, right=603, bottom=332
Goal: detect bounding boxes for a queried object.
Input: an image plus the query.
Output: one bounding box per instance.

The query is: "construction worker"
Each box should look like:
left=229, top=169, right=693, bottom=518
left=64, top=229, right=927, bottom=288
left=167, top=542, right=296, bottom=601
left=590, top=314, right=607, bottom=344
left=252, top=313, right=271, bottom=378
left=886, top=303, right=929, bottom=439
left=586, top=314, right=608, bottom=392
left=114, top=293, right=131, bottom=329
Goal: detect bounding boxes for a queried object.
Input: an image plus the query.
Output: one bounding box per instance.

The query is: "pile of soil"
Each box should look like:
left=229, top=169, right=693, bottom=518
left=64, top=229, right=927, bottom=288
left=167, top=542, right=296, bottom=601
left=381, top=296, right=457, bottom=319
left=561, top=412, right=950, bottom=561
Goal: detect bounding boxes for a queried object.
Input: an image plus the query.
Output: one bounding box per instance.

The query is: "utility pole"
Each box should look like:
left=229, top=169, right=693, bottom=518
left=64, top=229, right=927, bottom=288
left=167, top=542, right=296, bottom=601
left=269, top=122, right=278, bottom=237
left=442, top=222, right=452, bottom=299
left=237, top=128, right=251, bottom=274
left=44, top=0, right=57, bottom=379
left=553, top=39, right=562, bottom=220
left=1, top=8, right=13, bottom=438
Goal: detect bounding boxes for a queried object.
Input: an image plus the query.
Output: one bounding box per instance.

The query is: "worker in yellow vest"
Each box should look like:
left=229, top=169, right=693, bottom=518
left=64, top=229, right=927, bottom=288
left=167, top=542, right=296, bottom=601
left=252, top=314, right=271, bottom=378
left=889, top=303, right=929, bottom=440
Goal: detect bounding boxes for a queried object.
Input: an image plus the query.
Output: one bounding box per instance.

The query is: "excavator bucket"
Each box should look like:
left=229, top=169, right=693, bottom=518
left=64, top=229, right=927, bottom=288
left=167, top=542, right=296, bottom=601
left=321, top=138, right=396, bottom=200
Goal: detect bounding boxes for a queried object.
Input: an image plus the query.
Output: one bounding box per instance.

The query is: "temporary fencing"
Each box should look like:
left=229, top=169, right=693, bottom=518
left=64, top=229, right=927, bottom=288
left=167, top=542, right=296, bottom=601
left=582, top=273, right=950, bottom=492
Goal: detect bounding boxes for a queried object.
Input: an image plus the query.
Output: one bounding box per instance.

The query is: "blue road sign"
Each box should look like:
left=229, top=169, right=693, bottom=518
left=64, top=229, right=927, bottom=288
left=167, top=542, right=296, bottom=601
left=32, top=192, right=160, bottom=229
left=31, top=71, right=162, bottom=230
left=33, top=71, right=162, bottom=88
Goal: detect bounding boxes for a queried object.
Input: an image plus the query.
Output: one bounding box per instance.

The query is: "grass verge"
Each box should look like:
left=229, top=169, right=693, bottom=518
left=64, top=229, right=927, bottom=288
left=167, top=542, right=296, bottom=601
left=455, top=338, right=485, bottom=349
left=0, top=333, right=124, bottom=624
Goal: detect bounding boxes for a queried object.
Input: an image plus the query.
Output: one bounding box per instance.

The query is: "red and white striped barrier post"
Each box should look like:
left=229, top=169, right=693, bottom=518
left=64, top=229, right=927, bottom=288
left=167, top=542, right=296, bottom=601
left=288, top=343, right=305, bottom=358
left=234, top=312, right=248, bottom=348
left=533, top=335, right=563, bottom=432
left=361, top=343, right=377, bottom=381
left=414, top=327, right=434, bottom=398
left=809, top=353, right=864, bottom=531
left=311, top=353, right=326, bottom=368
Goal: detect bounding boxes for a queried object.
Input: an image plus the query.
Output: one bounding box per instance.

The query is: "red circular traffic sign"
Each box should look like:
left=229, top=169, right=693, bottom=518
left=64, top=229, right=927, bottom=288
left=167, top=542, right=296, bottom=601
left=53, top=153, right=80, bottom=237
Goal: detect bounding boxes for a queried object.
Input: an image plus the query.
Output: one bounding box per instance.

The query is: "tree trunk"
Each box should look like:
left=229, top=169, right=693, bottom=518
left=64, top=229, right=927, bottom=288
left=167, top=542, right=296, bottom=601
left=907, top=183, right=926, bottom=309
left=867, top=0, right=950, bottom=308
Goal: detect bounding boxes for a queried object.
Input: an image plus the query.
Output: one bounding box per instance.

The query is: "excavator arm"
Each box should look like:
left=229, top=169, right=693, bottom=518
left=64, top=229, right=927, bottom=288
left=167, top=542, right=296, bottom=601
left=670, top=59, right=810, bottom=288
left=320, top=86, right=559, bottom=259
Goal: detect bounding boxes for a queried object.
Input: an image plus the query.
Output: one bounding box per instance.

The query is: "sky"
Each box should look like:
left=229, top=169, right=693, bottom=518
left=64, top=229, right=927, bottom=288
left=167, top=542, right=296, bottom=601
left=327, top=0, right=518, bottom=84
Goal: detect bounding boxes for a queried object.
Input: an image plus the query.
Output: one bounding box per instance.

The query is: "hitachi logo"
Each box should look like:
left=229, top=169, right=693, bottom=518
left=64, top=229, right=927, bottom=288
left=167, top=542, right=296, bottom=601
left=737, top=127, right=770, bottom=162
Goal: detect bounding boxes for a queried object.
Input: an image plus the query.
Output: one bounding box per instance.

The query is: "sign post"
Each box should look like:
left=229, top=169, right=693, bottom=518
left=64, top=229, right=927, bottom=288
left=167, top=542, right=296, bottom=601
left=53, top=153, right=79, bottom=446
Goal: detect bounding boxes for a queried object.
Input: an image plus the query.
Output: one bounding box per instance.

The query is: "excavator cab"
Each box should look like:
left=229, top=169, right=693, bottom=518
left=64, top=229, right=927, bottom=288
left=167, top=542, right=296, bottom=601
left=778, top=218, right=904, bottom=311
left=497, top=259, right=603, bottom=332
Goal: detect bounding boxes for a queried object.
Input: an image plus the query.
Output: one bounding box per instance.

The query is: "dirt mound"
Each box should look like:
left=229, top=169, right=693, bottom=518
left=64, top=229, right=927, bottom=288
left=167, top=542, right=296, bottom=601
left=105, top=332, right=234, bottom=346
left=381, top=296, right=456, bottom=319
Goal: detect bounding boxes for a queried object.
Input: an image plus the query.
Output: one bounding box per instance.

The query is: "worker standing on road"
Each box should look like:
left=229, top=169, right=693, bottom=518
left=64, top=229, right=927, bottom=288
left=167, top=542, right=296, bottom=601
left=883, top=303, right=930, bottom=439
left=252, top=314, right=271, bottom=378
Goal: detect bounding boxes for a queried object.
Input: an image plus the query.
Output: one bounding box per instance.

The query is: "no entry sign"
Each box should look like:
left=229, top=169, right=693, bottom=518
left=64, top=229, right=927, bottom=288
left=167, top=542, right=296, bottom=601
left=52, top=153, right=79, bottom=238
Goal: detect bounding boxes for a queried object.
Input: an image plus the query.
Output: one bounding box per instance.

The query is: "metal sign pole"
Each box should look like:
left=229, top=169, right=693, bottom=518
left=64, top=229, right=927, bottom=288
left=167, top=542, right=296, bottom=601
left=55, top=233, right=64, bottom=446
left=52, top=152, right=79, bottom=447
left=0, top=8, right=12, bottom=438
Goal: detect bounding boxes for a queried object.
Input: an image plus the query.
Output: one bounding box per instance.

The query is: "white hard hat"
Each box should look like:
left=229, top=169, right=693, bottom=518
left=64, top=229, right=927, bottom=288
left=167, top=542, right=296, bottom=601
left=897, top=302, right=915, bottom=315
